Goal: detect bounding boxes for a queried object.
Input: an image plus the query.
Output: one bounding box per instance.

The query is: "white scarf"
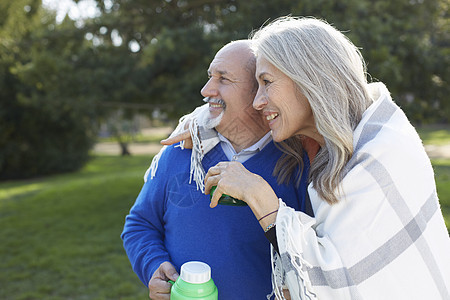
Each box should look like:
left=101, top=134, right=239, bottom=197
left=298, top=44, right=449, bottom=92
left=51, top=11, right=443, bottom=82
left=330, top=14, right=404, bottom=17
left=144, top=104, right=220, bottom=192
left=270, top=82, right=450, bottom=299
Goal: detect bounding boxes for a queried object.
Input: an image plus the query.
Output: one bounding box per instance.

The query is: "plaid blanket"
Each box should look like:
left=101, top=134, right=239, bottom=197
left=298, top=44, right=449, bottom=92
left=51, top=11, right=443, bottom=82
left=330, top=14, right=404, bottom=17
left=271, top=82, right=450, bottom=300
left=144, top=104, right=220, bottom=192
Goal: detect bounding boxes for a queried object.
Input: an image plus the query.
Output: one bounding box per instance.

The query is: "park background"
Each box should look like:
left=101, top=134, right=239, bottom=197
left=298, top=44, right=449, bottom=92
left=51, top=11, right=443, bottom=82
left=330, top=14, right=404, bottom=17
left=0, top=0, right=449, bottom=299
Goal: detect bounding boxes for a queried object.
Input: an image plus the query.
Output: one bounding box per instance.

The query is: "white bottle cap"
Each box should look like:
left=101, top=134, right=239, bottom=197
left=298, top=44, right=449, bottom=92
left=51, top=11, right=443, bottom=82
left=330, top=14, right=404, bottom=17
left=180, top=261, right=211, bottom=284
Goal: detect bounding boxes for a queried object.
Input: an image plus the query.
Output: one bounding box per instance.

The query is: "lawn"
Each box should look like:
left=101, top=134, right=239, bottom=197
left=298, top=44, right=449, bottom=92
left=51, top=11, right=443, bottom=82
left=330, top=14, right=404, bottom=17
left=416, top=124, right=450, bottom=145
left=432, top=159, right=450, bottom=230
left=0, top=155, right=152, bottom=300
left=1, top=145, right=449, bottom=299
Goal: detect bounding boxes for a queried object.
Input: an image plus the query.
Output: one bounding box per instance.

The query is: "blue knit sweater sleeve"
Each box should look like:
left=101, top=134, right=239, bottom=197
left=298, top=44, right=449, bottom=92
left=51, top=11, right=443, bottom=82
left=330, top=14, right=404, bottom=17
left=121, top=146, right=179, bottom=286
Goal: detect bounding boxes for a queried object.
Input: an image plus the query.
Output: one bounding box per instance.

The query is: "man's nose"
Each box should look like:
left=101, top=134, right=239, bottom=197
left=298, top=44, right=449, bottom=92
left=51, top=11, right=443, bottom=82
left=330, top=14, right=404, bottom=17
left=200, top=78, right=218, bottom=98
left=253, top=87, right=267, bottom=110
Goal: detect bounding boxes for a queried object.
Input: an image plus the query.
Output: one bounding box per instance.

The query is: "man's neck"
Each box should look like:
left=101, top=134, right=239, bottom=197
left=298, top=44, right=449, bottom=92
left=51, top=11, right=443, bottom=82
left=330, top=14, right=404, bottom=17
left=219, top=127, right=270, bottom=153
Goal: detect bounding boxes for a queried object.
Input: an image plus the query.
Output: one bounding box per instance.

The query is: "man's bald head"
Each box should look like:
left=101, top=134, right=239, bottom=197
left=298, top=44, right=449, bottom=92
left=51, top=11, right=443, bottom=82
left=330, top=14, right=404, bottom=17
left=216, top=40, right=257, bottom=92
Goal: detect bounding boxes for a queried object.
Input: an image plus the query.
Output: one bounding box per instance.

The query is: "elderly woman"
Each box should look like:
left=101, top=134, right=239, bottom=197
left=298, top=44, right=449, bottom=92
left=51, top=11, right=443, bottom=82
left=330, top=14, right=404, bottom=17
left=200, top=17, right=450, bottom=299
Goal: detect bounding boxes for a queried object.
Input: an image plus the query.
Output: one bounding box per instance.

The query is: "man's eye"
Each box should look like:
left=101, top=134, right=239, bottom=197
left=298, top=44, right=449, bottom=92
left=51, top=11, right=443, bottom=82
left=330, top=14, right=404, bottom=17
left=220, top=76, right=229, bottom=82
left=263, top=79, right=271, bottom=85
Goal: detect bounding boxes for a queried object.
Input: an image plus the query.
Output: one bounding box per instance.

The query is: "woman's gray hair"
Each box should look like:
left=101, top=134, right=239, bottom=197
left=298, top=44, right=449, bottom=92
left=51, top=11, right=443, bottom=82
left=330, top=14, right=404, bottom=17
left=251, top=17, right=374, bottom=204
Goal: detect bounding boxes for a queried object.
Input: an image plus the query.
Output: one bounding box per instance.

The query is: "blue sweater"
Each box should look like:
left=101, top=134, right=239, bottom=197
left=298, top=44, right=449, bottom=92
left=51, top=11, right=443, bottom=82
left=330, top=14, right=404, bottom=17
left=121, top=141, right=309, bottom=299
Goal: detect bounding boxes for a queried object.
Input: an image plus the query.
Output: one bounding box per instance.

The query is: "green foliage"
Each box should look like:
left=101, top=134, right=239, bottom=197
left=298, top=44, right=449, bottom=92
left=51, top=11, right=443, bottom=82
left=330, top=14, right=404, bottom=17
left=139, top=25, right=213, bottom=117
left=88, top=0, right=449, bottom=122
left=0, top=0, right=98, bottom=179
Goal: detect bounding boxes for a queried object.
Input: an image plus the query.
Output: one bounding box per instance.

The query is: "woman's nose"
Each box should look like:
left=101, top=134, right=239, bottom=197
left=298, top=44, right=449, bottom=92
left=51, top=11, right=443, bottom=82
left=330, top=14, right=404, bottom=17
left=253, top=87, right=268, bottom=110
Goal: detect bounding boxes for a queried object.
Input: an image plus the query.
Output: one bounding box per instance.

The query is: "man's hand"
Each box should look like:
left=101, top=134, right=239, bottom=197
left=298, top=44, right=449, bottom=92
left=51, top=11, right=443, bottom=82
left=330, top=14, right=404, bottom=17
left=148, top=261, right=179, bottom=300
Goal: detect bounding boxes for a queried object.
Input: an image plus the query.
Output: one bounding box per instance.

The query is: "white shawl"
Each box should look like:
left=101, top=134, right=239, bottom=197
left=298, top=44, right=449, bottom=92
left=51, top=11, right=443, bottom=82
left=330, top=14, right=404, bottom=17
left=271, top=82, right=450, bottom=300
left=144, top=103, right=220, bottom=192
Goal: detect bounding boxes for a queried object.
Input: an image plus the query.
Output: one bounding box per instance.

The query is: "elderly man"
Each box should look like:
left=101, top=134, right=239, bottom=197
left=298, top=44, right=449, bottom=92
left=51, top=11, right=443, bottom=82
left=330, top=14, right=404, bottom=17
left=121, top=40, right=310, bottom=299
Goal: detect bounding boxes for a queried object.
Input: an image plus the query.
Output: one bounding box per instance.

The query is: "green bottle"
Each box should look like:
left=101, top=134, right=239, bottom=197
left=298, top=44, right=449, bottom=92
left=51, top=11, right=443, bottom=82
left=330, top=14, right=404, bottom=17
left=210, top=186, right=247, bottom=206
left=170, top=261, right=218, bottom=300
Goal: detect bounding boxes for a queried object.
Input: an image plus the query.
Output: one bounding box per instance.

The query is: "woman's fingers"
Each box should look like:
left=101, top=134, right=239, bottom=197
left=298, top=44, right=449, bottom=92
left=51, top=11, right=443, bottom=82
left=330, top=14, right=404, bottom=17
left=204, top=163, right=224, bottom=182
left=209, top=185, right=223, bottom=208
left=205, top=162, right=280, bottom=226
left=160, top=130, right=192, bottom=147
left=204, top=164, right=226, bottom=208
left=204, top=162, right=229, bottom=194
left=204, top=173, right=220, bottom=196
left=205, top=162, right=246, bottom=208
left=204, top=164, right=221, bottom=179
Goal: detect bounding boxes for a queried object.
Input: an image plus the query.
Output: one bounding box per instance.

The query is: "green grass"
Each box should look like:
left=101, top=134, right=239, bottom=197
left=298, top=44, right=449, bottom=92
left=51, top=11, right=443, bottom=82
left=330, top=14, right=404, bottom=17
left=0, top=155, right=152, bottom=300
left=416, top=124, right=450, bottom=145
left=432, top=159, right=450, bottom=230
left=97, top=133, right=169, bottom=144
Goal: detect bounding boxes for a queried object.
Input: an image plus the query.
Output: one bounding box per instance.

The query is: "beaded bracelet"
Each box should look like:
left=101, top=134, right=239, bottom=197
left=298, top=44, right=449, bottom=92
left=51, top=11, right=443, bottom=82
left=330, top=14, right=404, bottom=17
left=258, top=209, right=278, bottom=222
left=264, top=222, right=276, bottom=233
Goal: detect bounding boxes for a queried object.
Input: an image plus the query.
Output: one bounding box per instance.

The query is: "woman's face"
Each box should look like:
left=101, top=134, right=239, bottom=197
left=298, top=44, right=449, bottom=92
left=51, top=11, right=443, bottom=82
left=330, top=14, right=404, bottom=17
left=253, top=56, right=322, bottom=144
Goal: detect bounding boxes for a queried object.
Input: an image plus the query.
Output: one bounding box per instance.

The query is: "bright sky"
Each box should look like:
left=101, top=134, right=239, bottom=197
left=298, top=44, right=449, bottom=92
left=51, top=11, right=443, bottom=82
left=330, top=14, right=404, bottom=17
left=41, top=0, right=101, bottom=23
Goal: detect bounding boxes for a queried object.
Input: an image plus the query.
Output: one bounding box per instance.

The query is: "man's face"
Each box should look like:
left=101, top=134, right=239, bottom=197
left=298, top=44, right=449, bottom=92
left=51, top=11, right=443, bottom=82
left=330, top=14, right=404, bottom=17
left=200, top=44, right=268, bottom=141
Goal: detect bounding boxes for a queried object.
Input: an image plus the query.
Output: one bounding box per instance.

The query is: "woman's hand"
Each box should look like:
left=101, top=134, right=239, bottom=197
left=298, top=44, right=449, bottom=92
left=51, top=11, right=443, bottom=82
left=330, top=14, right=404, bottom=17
left=160, top=117, right=194, bottom=148
left=204, top=161, right=279, bottom=226
left=160, top=130, right=193, bottom=148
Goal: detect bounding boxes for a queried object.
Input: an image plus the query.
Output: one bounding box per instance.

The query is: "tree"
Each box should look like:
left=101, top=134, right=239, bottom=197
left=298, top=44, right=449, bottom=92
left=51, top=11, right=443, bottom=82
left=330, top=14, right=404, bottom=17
left=0, top=0, right=97, bottom=179
left=89, top=0, right=448, bottom=123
